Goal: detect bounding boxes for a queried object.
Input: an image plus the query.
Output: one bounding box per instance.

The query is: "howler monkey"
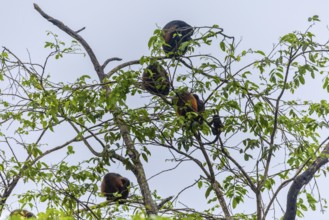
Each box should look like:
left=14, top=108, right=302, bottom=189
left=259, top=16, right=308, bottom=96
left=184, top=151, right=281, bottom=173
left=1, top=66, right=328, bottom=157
left=193, top=94, right=205, bottom=113
left=142, top=63, right=170, bottom=96
left=174, top=91, right=205, bottom=123
left=211, top=114, right=223, bottom=135
left=202, top=114, right=224, bottom=145
left=101, top=173, right=130, bottom=204
left=162, top=20, right=194, bottom=57
left=9, top=209, right=36, bottom=219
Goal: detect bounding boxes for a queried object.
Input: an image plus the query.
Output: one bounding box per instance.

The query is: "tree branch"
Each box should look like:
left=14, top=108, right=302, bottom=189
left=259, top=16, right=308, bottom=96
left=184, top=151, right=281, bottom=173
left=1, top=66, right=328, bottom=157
left=101, top=57, right=122, bottom=70
left=106, top=59, right=140, bottom=78
left=33, top=4, right=104, bottom=80
left=157, top=196, right=174, bottom=209
left=283, top=142, right=329, bottom=220
left=33, top=3, right=159, bottom=215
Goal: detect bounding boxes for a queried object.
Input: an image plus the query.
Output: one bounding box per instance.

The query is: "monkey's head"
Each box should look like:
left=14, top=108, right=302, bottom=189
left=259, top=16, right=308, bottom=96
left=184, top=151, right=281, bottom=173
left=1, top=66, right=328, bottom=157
left=118, top=177, right=130, bottom=198
left=162, top=20, right=194, bottom=57
left=120, top=177, right=130, bottom=188
left=101, top=173, right=130, bottom=204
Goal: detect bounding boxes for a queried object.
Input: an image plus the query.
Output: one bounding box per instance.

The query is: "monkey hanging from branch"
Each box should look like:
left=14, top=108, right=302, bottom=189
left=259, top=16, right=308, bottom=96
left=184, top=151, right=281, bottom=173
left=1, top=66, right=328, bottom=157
left=203, top=113, right=224, bottom=145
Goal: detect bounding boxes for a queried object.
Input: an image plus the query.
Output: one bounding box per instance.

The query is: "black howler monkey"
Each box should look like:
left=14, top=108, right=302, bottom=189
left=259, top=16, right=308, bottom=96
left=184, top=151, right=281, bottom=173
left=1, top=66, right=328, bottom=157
left=9, top=209, right=36, bottom=219
left=211, top=114, right=224, bottom=135
left=162, top=20, right=194, bottom=57
left=142, top=63, right=170, bottom=96
left=101, top=173, right=130, bottom=204
left=203, top=114, right=224, bottom=145
left=174, top=91, right=205, bottom=124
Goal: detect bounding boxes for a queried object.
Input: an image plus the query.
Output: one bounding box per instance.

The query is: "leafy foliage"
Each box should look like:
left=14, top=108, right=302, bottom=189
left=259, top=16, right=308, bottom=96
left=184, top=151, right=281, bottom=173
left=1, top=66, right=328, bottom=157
left=1, top=11, right=329, bottom=220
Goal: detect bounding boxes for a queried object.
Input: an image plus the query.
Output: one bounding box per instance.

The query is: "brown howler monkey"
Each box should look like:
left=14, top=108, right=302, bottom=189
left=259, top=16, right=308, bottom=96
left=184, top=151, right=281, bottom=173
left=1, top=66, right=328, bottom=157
left=162, top=20, right=194, bottom=57
left=193, top=94, right=205, bottom=113
left=101, top=173, right=130, bottom=204
left=173, top=91, right=205, bottom=124
left=9, top=209, right=36, bottom=219
left=142, top=63, right=170, bottom=96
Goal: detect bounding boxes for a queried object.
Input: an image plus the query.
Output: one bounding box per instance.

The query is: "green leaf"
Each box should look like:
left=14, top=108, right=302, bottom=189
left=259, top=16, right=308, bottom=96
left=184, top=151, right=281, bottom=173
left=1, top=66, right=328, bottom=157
left=299, top=75, right=305, bottom=84
left=205, top=186, right=213, bottom=198
left=142, top=153, right=148, bottom=162
left=308, top=15, right=320, bottom=22
left=220, top=41, right=226, bottom=51
left=255, top=50, right=265, bottom=56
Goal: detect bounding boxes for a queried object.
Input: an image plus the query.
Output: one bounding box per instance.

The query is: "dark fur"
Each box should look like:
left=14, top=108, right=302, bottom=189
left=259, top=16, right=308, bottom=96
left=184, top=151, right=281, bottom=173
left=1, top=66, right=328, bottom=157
left=162, top=20, right=194, bottom=57
left=174, top=92, right=204, bottom=124
left=211, top=114, right=223, bottom=135
left=193, top=94, right=205, bottom=112
left=174, top=92, right=198, bottom=116
left=101, top=173, right=130, bottom=204
left=9, top=209, right=36, bottom=218
left=193, top=94, right=205, bottom=124
left=142, top=63, right=170, bottom=96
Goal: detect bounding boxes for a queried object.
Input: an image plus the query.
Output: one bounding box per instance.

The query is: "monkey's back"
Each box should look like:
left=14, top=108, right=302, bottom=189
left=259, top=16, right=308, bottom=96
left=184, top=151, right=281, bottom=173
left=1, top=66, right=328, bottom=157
left=142, top=63, right=170, bottom=96
left=162, top=20, right=194, bottom=56
left=101, top=173, right=130, bottom=203
left=9, top=209, right=36, bottom=219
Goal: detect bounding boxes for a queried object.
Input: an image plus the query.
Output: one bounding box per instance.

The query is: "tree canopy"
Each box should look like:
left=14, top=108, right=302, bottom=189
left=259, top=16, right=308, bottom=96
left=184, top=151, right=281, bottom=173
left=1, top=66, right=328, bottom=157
left=1, top=4, right=329, bottom=220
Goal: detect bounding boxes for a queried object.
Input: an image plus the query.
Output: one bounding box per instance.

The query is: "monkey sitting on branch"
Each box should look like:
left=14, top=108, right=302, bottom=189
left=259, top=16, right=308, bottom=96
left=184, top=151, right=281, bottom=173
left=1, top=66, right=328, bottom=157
left=162, top=20, right=194, bottom=57
left=9, top=209, right=36, bottom=219
left=101, top=173, right=130, bottom=204
left=173, top=91, right=205, bottom=125
left=142, top=62, right=171, bottom=96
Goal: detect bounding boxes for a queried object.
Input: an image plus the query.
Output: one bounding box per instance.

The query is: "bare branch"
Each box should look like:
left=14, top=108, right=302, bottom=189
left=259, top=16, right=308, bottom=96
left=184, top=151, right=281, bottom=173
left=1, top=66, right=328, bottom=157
left=75, top=27, right=86, bottom=34
left=157, top=196, right=174, bottom=209
left=101, top=57, right=122, bottom=70
left=33, top=4, right=103, bottom=80
left=106, top=60, right=140, bottom=78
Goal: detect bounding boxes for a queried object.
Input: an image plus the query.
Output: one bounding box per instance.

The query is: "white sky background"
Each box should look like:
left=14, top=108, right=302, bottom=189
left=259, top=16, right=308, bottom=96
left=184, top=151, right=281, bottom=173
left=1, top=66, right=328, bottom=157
left=2, top=0, right=329, bottom=219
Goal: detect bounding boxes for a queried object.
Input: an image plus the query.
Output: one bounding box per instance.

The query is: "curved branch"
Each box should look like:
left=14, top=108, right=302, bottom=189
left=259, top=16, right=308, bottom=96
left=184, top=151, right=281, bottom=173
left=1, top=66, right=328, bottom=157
left=283, top=142, right=329, bottom=220
left=33, top=4, right=104, bottom=80
left=105, top=56, right=169, bottom=78
left=33, top=4, right=158, bottom=215
left=106, top=60, right=141, bottom=78
left=157, top=196, right=174, bottom=209
left=263, top=137, right=329, bottom=219
left=101, top=57, right=122, bottom=70
left=67, top=120, right=103, bottom=156
left=197, top=138, right=232, bottom=218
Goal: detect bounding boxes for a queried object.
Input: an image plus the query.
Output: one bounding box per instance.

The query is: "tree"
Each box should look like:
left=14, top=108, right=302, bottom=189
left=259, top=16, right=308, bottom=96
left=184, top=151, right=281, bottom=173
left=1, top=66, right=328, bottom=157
left=0, top=4, right=328, bottom=220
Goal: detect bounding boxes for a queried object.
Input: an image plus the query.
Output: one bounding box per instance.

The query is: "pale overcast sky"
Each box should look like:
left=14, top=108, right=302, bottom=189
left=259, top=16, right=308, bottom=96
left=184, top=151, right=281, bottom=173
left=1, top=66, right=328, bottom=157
left=2, top=1, right=329, bottom=219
